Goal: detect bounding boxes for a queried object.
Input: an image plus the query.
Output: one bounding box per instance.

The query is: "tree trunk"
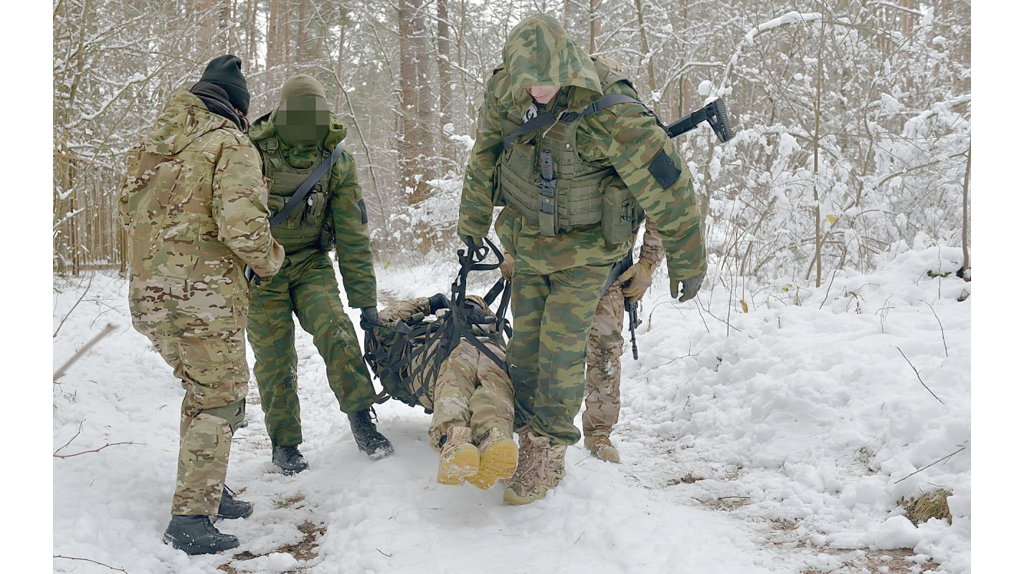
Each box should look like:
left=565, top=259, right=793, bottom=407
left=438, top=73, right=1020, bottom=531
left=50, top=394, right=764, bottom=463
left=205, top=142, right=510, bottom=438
left=398, top=0, right=435, bottom=205
left=437, top=0, right=455, bottom=166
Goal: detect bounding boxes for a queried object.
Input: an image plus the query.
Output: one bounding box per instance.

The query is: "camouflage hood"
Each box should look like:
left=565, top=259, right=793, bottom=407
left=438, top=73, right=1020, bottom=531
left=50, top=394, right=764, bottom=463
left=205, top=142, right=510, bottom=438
left=142, top=89, right=237, bottom=156
left=501, top=13, right=603, bottom=114
left=248, top=108, right=348, bottom=151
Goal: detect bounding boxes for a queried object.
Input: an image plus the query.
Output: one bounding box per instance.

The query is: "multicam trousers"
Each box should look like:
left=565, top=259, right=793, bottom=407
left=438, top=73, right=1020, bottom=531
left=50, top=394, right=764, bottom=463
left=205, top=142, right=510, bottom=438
left=583, top=276, right=626, bottom=440
left=428, top=339, right=515, bottom=451
left=153, top=330, right=248, bottom=516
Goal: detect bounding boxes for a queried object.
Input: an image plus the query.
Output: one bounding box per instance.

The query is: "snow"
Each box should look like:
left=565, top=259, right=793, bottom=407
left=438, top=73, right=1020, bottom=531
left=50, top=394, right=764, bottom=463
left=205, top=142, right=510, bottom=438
left=49, top=244, right=973, bottom=573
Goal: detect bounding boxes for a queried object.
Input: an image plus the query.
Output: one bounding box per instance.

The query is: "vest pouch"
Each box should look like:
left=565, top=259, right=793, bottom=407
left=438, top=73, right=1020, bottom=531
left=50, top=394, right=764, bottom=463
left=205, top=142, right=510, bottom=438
left=601, top=177, right=636, bottom=247
left=498, top=142, right=539, bottom=226
left=317, top=215, right=335, bottom=253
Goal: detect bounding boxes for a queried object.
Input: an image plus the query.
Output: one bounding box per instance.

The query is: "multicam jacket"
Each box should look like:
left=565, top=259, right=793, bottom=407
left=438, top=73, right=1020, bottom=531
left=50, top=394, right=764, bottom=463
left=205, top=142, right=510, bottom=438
left=118, top=89, right=284, bottom=339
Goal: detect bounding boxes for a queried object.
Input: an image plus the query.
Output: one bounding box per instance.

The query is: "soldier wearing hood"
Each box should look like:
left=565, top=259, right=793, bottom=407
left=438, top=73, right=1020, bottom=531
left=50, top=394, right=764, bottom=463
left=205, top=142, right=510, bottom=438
left=247, top=74, right=393, bottom=473
left=118, top=55, right=285, bottom=554
left=458, top=14, right=707, bottom=504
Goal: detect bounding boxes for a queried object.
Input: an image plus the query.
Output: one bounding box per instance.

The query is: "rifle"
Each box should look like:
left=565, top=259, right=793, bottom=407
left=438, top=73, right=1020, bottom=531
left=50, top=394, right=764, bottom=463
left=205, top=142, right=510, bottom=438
left=664, top=98, right=734, bottom=143
left=603, top=252, right=643, bottom=361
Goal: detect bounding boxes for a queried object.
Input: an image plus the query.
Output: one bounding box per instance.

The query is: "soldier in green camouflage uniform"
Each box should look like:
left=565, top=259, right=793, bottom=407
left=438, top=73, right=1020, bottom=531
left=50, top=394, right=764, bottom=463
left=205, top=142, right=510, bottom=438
left=457, top=14, right=707, bottom=505
left=246, top=74, right=392, bottom=473
left=500, top=220, right=663, bottom=464
left=118, top=55, right=285, bottom=554
left=368, top=294, right=517, bottom=489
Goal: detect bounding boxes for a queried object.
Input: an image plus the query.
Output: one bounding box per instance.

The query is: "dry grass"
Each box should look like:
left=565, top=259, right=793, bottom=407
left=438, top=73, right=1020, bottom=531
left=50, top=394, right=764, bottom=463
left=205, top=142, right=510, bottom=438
left=218, top=521, right=326, bottom=574
left=899, top=488, right=953, bottom=526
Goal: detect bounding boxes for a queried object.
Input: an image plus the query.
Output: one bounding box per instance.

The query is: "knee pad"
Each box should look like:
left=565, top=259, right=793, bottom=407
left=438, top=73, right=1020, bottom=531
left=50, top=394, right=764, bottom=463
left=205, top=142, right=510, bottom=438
left=198, top=400, right=246, bottom=434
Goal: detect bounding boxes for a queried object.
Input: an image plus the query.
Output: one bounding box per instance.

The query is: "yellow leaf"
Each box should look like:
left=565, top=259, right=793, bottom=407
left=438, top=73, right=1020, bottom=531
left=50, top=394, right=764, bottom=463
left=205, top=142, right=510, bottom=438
left=827, top=214, right=837, bottom=225
left=741, top=300, right=749, bottom=313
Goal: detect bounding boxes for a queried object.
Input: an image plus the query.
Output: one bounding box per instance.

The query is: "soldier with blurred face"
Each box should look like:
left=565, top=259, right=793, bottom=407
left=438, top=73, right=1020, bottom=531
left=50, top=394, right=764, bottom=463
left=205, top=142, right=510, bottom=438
left=118, top=55, right=285, bottom=554
left=246, top=74, right=393, bottom=474
left=458, top=14, right=707, bottom=504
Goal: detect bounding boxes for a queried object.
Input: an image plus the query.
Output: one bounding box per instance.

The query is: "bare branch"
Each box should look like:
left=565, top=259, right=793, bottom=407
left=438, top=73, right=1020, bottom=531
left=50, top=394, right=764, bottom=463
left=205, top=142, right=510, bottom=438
left=53, top=323, right=117, bottom=382
left=894, top=444, right=966, bottom=484
left=895, top=346, right=945, bottom=405
left=53, top=555, right=128, bottom=573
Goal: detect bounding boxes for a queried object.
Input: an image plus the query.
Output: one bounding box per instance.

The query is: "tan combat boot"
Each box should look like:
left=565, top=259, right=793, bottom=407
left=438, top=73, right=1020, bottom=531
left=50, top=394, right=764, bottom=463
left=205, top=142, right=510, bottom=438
left=437, top=426, right=479, bottom=485
left=502, top=432, right=567, bottom=505
left=467, top=428, right=518, bottom=490
left=584, top=435, right=620, bottom=463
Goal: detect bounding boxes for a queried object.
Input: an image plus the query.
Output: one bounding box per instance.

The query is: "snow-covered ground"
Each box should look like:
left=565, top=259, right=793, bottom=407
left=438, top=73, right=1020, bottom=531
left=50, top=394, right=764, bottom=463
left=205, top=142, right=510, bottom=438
left=51, top=244, right=971, bottom=573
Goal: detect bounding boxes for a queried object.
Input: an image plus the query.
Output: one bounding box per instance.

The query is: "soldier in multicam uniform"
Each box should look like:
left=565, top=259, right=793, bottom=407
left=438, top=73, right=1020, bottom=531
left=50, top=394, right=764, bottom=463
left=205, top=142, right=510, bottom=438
left=246, top=74, right=393, bottom=474
left=117, top=55, right=285, bottom=555
left=499, top=220, right=663, bottom=464
left=458, top=14, right=707, bottom=504
left=365, top=294, right=517, bottom=489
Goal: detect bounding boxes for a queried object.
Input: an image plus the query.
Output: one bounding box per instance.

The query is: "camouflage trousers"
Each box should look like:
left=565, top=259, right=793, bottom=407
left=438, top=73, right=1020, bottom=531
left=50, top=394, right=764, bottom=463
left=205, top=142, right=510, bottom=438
left=508, top=264, right=611, bottom=446
left=247, top=251, right=377, bottom=447
left=428, top=339, right=515, bottom=451
left=583, top=276, right=626, bottom=439
left=152, top=330, right=248, bottom=516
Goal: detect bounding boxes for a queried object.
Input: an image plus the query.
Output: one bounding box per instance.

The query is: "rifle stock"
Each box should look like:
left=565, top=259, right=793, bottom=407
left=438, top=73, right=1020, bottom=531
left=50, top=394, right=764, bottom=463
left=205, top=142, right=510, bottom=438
left=664, top=98, right=734, bottom=143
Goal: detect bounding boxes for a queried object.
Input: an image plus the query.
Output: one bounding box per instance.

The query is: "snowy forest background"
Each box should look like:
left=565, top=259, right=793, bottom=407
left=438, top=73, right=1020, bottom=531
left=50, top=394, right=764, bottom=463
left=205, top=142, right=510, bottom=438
left=53, top=0, right=971, bottom=288
left=50, top=2, right=979, bottom=572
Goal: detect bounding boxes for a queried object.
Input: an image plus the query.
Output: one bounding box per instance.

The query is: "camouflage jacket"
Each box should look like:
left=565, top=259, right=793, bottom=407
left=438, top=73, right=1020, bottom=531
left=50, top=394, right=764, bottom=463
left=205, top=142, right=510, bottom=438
left=457, top=13, right=706, bottom=281
left=118, top=89, right=285, bottom=339
left=248, top=111, right=377, bottom=308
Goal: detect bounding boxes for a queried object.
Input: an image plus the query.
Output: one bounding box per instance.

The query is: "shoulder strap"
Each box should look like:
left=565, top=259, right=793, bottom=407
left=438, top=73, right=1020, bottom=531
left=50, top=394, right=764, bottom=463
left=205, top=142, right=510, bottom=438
left=268, top=141, right=345, bottom=228
left=500, top=94, right=640, bottom=151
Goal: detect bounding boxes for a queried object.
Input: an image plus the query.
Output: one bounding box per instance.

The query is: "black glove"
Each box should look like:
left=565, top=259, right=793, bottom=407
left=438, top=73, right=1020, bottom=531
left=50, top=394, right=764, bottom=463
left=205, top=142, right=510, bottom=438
left=360, top=307, right=379, bottom=327
left=670, top=274, right=704, bottom=303
left=428, top=293, right=449, bottom=314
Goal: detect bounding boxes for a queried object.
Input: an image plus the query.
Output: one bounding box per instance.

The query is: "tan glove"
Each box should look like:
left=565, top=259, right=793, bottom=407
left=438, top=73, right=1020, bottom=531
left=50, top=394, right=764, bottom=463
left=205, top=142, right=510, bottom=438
left=500, top=253, right=515, bottom=281
left=619, top=259, right=656, bottom=300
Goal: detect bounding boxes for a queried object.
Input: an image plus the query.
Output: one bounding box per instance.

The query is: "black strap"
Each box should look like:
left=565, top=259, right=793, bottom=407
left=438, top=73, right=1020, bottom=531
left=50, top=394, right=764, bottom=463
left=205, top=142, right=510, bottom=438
left=501, top=94, right=640, bottom=150
left=269, top=141, right=345, bottom=228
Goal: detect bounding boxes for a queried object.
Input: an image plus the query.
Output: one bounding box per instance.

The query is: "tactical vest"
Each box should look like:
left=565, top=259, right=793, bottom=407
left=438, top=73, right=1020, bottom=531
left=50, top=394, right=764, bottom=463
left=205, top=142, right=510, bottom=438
left=258, top=137, right=335, bottom=254
left=498, top=59, right=645, bottom=246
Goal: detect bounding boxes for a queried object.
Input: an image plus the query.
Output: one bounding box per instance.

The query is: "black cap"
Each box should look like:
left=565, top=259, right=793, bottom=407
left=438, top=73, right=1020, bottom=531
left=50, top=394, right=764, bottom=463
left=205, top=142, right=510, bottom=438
left=198, top=55, right=250, bottom=115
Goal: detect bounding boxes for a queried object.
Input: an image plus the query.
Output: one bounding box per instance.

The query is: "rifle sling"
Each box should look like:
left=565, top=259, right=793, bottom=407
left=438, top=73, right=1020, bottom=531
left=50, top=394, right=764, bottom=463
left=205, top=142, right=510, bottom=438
left=501, top=94, right=639, bottom=150
left=269, top=141, right=345, bottom=228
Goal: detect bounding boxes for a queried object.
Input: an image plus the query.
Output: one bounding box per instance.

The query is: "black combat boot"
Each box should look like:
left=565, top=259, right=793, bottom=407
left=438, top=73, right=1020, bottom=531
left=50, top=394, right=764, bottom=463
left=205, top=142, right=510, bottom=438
left=163, top=515, right=239, bottom=555
left=272, top=445, right=309, bottom=475
left=348, top=408, right=394, bottom=460
left=217, top=486, right=253, bottom=520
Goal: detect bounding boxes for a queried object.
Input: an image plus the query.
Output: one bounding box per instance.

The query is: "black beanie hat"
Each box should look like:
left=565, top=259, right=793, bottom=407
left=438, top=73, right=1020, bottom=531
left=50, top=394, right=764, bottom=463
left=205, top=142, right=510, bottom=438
left=199, top=55, right=250, bottom=115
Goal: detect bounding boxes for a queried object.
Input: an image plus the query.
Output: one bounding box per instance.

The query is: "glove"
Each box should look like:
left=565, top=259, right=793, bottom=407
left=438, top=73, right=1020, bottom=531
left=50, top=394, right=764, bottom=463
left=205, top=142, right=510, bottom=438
left=619, top=259, right=655, bottom=301
left=360, top=307, right=379, bottom=327
left=670, top=274, right=704, bottom=303
left=428, top=293, right=449, bottom=314
left=499, top=254, right=515, bottom=281
left=459, top=234, right=483, bottom=251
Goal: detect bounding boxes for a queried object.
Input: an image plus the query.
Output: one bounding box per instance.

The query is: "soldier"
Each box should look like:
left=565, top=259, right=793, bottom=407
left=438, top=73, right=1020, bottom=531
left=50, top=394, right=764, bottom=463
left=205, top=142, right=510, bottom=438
left=246, top=74, right=392, bottom=474
left=458, top=14, right=707, bottom=505
left=364, top=294, right=517, bottom=489
left=118, top=55, right=285, bottom=554
left=499, top=220, right=663, bottom=464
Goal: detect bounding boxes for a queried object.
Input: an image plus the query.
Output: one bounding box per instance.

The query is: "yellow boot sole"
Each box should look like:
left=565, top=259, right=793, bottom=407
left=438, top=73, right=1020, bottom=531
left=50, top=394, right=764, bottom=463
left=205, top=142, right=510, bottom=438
left=467, top=437, right=518, bottom=490
left=437, top=444, right=480, bottom=485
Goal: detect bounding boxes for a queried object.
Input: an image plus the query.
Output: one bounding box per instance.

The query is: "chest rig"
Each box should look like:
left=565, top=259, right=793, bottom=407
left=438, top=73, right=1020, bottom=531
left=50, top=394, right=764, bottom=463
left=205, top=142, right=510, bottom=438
left=258, top=137, right=334, bottom=253
left=497, top=61, right=645, bottom=244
